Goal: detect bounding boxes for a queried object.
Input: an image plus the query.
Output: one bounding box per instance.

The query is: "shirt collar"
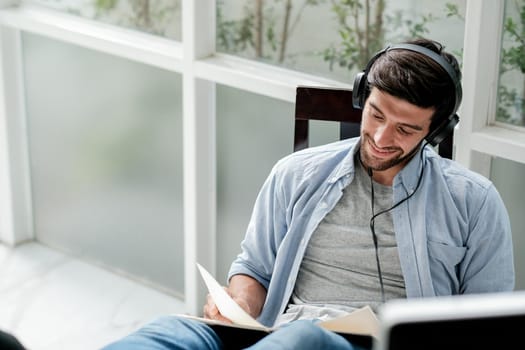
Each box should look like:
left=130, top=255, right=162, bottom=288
left=328, top=138, right=361, bottom=184
left=394, top=143, right=430, bottom=192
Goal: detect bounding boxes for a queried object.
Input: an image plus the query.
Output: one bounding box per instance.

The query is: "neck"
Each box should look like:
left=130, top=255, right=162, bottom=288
left=357, top=155, right=398, bottom=186
left=358, top=142, right=423, bottom=186
left=370, top=169, right=395, bottom=186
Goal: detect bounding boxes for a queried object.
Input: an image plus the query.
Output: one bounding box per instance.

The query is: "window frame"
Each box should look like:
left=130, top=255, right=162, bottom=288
left=456, top=1, right=525, bottom=175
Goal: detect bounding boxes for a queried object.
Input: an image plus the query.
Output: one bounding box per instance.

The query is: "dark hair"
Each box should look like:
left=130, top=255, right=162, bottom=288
left=367, top=38, right=462, bottom=130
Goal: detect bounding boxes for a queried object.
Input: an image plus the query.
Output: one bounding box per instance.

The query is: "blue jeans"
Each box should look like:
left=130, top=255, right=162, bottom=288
left=101, top=316, right=363, bottom=350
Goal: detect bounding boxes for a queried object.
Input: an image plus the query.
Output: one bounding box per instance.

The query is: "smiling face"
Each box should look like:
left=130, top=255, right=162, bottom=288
left=359, top=88, right=435, bottom=185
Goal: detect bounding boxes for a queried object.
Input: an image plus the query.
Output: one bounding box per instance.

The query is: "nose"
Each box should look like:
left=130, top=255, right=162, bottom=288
left=373, top=124, right=395, bottom=148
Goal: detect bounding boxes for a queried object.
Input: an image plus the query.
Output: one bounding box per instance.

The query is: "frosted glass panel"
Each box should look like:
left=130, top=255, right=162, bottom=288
left=22, top=32, right=184, bottom=295
left=491, top=157, right=525, bottom=291
left=215, top=85, right=340, bottom=282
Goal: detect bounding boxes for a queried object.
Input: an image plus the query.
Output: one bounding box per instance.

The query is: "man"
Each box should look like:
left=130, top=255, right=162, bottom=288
left=102, top=38, right=515, bottom=350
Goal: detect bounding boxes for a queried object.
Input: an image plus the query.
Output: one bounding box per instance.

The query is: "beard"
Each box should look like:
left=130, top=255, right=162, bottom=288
left=359, top=134, right=419, bottom=171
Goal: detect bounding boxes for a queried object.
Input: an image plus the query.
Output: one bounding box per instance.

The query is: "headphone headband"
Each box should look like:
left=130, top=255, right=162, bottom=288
left=352, top=43, right=462, bottom=146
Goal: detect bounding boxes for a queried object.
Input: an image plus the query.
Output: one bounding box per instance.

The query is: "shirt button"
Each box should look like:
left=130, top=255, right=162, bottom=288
left=320, top=202, right=327, bottom=208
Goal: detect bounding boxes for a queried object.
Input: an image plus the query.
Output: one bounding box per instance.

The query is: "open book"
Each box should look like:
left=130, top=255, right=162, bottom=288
left=180, top=263, right=379, bottom=349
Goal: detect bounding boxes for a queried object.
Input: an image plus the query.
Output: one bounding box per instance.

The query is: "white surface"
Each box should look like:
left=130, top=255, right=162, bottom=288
left=0, top=241, right=185, bottom=350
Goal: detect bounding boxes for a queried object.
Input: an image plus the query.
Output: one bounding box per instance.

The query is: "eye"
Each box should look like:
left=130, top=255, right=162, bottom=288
left=398, top=126, right=413, bottom=136
left=373, top=113, right=384, bottom=121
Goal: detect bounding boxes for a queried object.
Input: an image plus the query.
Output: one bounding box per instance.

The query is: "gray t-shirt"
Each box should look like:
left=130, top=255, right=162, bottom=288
left=276, top=160, right=406, bottom=326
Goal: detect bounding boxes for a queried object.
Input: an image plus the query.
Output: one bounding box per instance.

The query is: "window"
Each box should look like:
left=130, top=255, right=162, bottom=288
left=217, top=0, right=466, bottom=82
left=23, top=32, right=185, bottom=295
left=26, top=0, right=182, bottom=40
left=497, top=0, right=525, bottom=127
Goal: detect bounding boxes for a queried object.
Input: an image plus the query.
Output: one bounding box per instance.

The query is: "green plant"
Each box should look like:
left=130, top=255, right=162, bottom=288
left=497, top=0, right=525, bottom=126
left=322, top=0, right=385, bottom=71
left=217, top=0, right=324, bottom=63
left=93, top=0, right=179, bottom=38
left=216, top=0, right=441, bottom=74
left=322, top=0, right=441, bottom=72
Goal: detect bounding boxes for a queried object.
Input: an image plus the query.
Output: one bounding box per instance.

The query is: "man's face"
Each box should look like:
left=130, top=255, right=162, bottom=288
left=359, top=88, right=434, bottom=178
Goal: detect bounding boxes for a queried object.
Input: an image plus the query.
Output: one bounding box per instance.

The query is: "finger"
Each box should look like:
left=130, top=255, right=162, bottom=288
left=203, top=305, right=217, bottom=318
left=213, top=313, right=233, bottom=324
left=203, top=300, right=218, bottom=319
left=203, top=303, right=233, bottom=324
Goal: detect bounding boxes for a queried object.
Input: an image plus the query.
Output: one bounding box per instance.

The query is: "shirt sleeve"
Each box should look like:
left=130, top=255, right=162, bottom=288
left=227, top=160, right=290, bottom=290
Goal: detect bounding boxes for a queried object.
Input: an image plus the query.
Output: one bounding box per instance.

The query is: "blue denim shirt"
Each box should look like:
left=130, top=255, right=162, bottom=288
left=228, top=137, right=515, bottom=327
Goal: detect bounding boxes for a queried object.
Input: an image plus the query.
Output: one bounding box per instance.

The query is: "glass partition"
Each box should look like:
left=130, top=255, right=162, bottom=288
left=23, top=32, right=184, bottom=295
left=215, top=84, right=342, bottom=281
left=491, top=157, right=525, bottom=291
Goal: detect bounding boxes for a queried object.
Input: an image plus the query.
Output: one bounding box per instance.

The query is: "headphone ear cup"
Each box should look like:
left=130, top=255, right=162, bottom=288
left=352, top=72, right=367, bottom=109
left=425, top=114, right=459, bottom=146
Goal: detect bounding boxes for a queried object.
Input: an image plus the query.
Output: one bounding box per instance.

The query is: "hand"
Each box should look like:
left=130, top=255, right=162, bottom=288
left=203, top=288, right=253, bottom=324
left=203, top=274, right=266, bottom=323
left=203, top=290, right=233, bottom=324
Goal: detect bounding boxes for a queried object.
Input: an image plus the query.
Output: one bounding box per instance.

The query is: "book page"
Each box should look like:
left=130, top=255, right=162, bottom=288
left=319, top=305, right=379, bottom=338
left=197, top=263, right=378, bottom=338
left=197, top=263, right=267, bottom=329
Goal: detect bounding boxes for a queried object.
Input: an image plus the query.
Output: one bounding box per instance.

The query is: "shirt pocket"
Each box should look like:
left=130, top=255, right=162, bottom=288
left=427, top=240, right=466, bottom=294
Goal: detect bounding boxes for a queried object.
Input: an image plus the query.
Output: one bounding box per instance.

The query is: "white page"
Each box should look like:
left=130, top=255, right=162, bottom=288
left=197, top=263, right=266, bottom=329
left=197, top=263, right=377, bottom=337
left=319, top=305, right=379, bottom=338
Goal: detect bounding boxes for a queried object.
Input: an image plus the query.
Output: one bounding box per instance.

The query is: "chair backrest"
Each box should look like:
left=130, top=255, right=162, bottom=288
left=293, top=86, right=454, bottom=159
left=294, top=86, right=362, bottom=152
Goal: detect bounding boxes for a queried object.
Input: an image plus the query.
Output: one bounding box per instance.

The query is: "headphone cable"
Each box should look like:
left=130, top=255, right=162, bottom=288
left=367, top=141, right=429, bottom=304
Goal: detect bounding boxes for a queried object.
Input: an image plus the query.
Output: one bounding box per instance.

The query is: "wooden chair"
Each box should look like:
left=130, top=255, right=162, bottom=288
left=293, top=86, right=454, bottom=159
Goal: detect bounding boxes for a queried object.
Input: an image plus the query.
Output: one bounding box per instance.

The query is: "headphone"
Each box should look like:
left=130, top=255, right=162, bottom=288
left=352, top=43, right=462, bottom=146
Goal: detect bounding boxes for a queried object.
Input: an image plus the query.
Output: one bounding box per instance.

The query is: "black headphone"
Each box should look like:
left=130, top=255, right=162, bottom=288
left=352, top=43, right=462, bottom=146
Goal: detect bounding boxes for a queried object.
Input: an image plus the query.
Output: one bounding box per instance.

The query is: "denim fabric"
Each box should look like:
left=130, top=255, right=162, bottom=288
left=101, top=316, right=222, bottom=350
left=101, top=317, right=366, bottom=350
left=246, top=320, right=365, bottom=350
